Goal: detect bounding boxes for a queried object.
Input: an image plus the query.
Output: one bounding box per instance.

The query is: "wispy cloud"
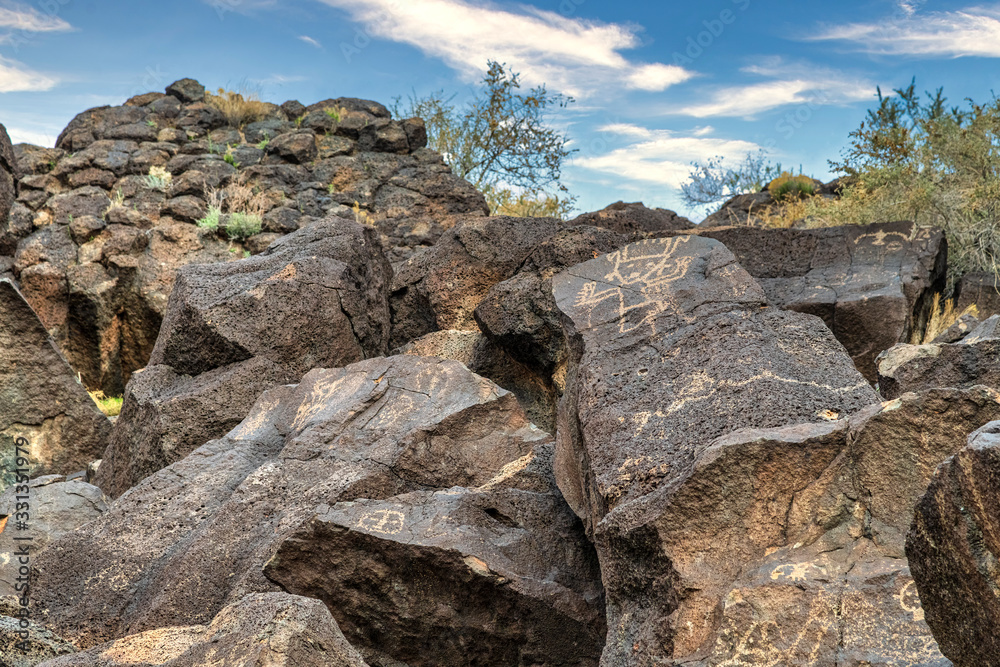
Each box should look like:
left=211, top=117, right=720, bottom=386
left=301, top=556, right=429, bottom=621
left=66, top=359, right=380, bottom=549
left=574, top=124, right=760, bottom=189
left=298, top=35, right=322, bottom=48
left=674, top=61, right=873, bottom=118
left=0, top=1, right=72, bottom=32
left=812, top=5, right=1000, bottom=57
left=314, top=0, right=693, bottom=97
left=0, top=55, right=57, bottom=92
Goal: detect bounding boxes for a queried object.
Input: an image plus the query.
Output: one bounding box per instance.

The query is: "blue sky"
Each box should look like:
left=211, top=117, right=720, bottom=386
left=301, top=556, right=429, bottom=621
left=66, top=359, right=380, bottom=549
left=0, top=0, right=998, bottom=219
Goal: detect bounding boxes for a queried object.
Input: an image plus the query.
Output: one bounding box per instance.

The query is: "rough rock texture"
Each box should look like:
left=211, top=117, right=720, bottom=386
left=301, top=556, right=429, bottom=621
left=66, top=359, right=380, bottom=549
left=597, top=387, right=998, bottom=665
left=0, top=123, right=17, bottom=250
left=955, top=271, right=1000, bottom=319
left=265, top=443, right=605, bottom=667
left=33, top=356, right=553, bottom=650
left=0, top=615, right=76, bottom=666
left=699, top=191, right=774, bottom=228
left=37, top=593, right=369, bottom=667
left=395, top=330, right=557, bottom=433
left=567, top=201, right=693, bottom=234
left=5, top=79, right=487, bottom=395
left=0, top=475, right=107, bottom=595
left=94, top=218, right=392, bottom=498
left=697, top=221, right=947, bottom=381
left=931, top=311, right=979, bottom=343
left=474, top=225, right=638, bottom=384
left=0, top=278, right=111, bottom=475
left=389, top=216, right=562, bottom=349
left=553, top=236, right=877, bottom=529
left=877, top=314, right=1000, bottom=399
left=907, top=420, right=1000, bottom=667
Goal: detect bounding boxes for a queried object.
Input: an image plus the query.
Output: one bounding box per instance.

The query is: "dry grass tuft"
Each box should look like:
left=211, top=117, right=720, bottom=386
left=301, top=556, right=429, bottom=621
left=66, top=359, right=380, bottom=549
left=918, top=293, right=980, bottom=344
left=206, top=86, right=273, bottom=128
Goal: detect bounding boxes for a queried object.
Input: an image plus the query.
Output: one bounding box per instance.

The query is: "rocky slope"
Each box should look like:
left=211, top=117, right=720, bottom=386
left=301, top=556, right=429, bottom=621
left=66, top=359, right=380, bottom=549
left=0, top=81, right=997, bottom=666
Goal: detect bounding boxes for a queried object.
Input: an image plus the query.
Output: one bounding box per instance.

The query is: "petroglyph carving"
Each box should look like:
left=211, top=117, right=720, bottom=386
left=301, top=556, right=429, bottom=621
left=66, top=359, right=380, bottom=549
left=897, top=580, right=925, bottom=622
left=770, top=562, right=826, bottom=582
left=357, top=509, right=405, bottom=535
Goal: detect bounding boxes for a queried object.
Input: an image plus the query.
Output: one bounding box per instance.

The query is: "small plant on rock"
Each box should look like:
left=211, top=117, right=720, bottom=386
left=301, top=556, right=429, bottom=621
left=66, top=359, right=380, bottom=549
left=223, top=145, right=240, bottom=168
left=88, top=390, right=123, bottom=417
left=144, top=165, right=172, bottom=192
left=324, top=106, right=348, bottom=123
left=206, top=86, right=273, bottom=128
left=226, top=211, right=262, bottom=240
left=352, top=200, right=374, bottom=226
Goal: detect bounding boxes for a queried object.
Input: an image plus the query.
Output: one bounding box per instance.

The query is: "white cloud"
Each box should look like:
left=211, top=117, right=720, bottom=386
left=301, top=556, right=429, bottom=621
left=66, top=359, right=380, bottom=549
left=4, top=126, right=55, bottom=146
left=315, top=0, right=693, bottom=97
left=674, top=62, right=873, bottom=118
left=574, top=124, right=761, bottom=189
left=298, top=35, right=322, bottom=48
left=0, top=55, right=56, bottom=92
left=0, top=2, right=72, bottom=32
left=813, top=5, right=1000, bottom=57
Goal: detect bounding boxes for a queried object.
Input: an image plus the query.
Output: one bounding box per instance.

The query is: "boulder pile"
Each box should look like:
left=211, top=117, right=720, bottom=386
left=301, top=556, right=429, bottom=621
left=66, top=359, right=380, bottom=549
left=0, top=82, right=997, bottom=667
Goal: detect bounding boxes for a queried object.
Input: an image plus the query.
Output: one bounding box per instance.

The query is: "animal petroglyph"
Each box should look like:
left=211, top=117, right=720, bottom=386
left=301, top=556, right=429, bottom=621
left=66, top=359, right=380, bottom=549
left=770, top=562, right=827, bottom=582
left=572, top=237, right=696, bottom=334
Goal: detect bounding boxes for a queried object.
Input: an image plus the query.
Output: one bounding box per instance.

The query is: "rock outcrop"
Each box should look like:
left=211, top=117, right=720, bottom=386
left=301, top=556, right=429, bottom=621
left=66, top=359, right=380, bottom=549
left=568, top=201, right=694, bottom=234
left=38, top=593, right=369, bottom=667
left=265, top=443, right=605, bottom=667
left=0, top=123, right=16, bottom=252
left=4, top=79, right=487, bottom=395
left=0, top=278, right=111, bottom=476
left=697, top=220, right=946, bottom=381
left=32, top=356, right=576, bottom=654
left=907, top=419, right=1000, bottom=667
left=389, top=215, right=562, bottom=349
left=877, top=315, right=1000, bottom=398
left=94, top=218, right=392, bottom=497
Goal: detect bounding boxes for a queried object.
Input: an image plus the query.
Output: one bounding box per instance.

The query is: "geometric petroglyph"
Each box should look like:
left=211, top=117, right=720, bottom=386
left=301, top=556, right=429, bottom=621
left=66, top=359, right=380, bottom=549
left=572, top=237, right=696, bottom=334
left=897, top=580, right=926, bottom=623
left=854, top=229, right=910, bottom=254
left=769, top=562, right=828, bottom=582
left=356, top=509, right=405, bottom=535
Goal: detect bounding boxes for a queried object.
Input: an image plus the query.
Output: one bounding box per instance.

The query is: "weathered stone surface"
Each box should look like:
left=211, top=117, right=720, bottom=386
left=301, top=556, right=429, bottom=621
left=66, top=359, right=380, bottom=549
left=390, top=216, right=562, bottom=348
left=0, top=124, right=16, bottom=238
left=38, top=593, right=368, bottom=667
left=265, top=443, right=604, bottom=667
left=877, top=314, right=1000, bottom=398
left=395, top=330, right=557, bottom=433
left=0, top=279, right=111, bottom=476
left=0, top=615, right=76, bottom=666
left=553, top=236, right=877, bottom=529
left=907, top=419, right=1000, bottom=667
left=697, top=221, right=947, bottom=382
left=931, top=311, right=979, bottom=343
left=95, top=218, right=391, bottom=497
left=955, top=271, right=1000, bottom=319
left=699, top=191, right=774, bottom=227
left=34, top=356, right=548, bottom=649
left=594, top=386, right=997, bottom=665
left=0, top=476, right=107, bottom=595
left=475, top=225, right=637, bottom=381
left=568, top=201, right=693, bottom=234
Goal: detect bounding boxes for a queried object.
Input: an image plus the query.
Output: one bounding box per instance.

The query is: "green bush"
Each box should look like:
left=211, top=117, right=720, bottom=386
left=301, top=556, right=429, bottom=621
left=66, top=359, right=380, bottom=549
left=197, top=206, right=221, bottom=231
left=226, top=212, right=262, bottom=240
left=768, top=172, right=817, bottom=201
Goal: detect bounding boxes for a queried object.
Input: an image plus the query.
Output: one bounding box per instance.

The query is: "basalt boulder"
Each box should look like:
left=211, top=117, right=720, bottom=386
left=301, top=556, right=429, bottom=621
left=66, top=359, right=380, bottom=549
left=567, top=201, right=694, bottom=235
left=0, top=123, right=16, bottom=243
left=389, top=215, right=562, bottom=349
left=94, top=218, right=392, bottom=497
left=877, top=314, right=1000, bottom=398
left=33, top=356, right=550, bottom=650
left=0, top=279, right=111, bottom=476
left=38, top=593, right=369, bottom=667
left=265, top=443, right=605, bottom=667
left=907, top=420, right=1000, bottom=667
left=697, top=221, right=947, bottom=382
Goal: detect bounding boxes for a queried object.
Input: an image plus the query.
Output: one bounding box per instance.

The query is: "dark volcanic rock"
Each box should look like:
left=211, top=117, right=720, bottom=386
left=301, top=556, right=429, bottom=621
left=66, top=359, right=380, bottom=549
left=698, top=221, right=947, bottom=382
left=0, top=476, right=107, bottom=595
left=39, top=593, right=369, bottom=667
left=877, top=314, right=1000, bottom=398
left=34, top=356, right=550, bottom=650
left=265, top=443, right=604, bottom=667
left=0, top=124, right=16, bottom=239
left=568, top=201, right=694, bottom=234
left=907, top=420, right=1000, bottom=667
left=699, top=191, right=774, bottom=227
left=0, top=615, right=76, bottom=666
left=95, top=218, right=392, bottom=497
left=0, top=279, right=111, bottom=476
left=551, top=236, right=893, bottom=664
left=955, top=271, right=1000, bottom=319
left=390, top=215, right=562, bottom=348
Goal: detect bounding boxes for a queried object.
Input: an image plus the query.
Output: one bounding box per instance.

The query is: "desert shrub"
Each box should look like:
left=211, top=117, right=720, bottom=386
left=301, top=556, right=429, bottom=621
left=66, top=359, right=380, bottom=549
left=393, top=60, right=576, bottom=218
left=768, top=172, right=817, bottom=201
left=226, top=212, right=262, bottom=240
left=144, top=165, right=172, bottom=192
left=206, top=87, right=273, bottom=128
left=681, top=150, right=784, bottom=212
